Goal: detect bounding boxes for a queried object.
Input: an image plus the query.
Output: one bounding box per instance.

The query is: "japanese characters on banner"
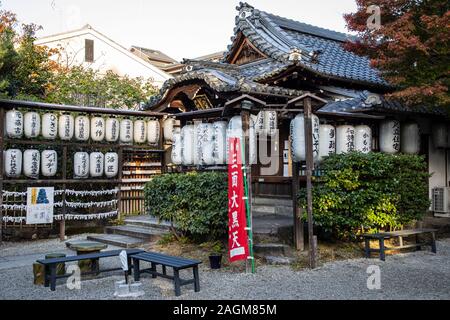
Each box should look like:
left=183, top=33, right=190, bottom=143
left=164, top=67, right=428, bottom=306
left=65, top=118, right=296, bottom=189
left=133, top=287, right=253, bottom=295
left=227, top=137, right=249, bottom=262
left=26, top=187, right=54, bottom=224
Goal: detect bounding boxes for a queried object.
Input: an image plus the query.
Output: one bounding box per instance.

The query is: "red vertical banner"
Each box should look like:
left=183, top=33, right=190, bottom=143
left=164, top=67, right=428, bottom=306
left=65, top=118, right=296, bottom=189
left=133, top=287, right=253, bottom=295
left=228, top=137, right=249, bottom=262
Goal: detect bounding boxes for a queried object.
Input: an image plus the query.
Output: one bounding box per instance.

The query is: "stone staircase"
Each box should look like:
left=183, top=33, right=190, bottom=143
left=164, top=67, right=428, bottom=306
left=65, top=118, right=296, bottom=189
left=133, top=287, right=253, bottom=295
left=251, top=196, right=296, bottom=265
left=87, top=215, right=171, bottom=248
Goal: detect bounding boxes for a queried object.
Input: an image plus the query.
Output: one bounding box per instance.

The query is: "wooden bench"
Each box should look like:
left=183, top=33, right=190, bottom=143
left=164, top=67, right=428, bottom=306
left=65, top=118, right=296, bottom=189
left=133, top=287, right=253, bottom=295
left=363, top=229, right=437, bottom=261
left=132, top=252, right=202, bottom=296
left=37, top=248, right=144, bottom=291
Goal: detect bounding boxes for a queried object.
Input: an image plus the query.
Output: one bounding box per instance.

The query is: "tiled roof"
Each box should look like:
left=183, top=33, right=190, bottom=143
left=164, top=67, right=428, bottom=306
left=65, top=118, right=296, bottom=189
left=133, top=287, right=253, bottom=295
left=222, top=2, right=389, bottom=87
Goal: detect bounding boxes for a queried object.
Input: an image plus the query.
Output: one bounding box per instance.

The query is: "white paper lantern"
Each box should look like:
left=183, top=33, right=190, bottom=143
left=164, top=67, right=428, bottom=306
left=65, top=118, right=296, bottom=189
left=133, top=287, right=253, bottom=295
left=379, top=120, right=400, bottom=154
left=354, top=125, right=372, bottom=154
left=41, top=150, right=58, bottom=177
left=75, top=115, right=90, bottom=141
left=171, top=132, right=182, bottom=165
left=432, top=123, right=447, bottom=149
left=5, top=109, right=23, bottom=138
left=23, top=149, right=40, bottom=178
left=290, top=113, right=320, bottom=162
left=58, top=114, right=74, bottom=140
left=318, top=124, right=335, bottom=161
left=202, top=142, right=215, bottom=166
left=104, top=152, right=118, bottom=178
left=401, top=122, right=420, bottom=154
left=42, top=113, right=58, bottom=139
left=163, top=118, right=175, bottom=143
left=4, top=149, right=22, bottom=177
left=255, top=111, right=265, bottom=135
left=120, top=119, right=133, bottom=143
left=24, top=112, right=41, bottom=138
left=91, top=117, right=105, bottom=142
left=134, top=120, right=147, bottom=144
left=196, top=123, right=214, bottom=165
left=264, top=110, right=278, bottom=137
left=212, top=121, right=227, bottom=165
left=89, top=152, right=104, bottom=177
left=181, top=125, right=195, bottom=165
left=226, top=116, right=257, bottom=164
left=336, top=125, right=355, bottom=154
left=73, top=152, right=89, bottom=178
left=147, top=120, right=160, bottom=145
left=105, top=118, right=120, bottom=142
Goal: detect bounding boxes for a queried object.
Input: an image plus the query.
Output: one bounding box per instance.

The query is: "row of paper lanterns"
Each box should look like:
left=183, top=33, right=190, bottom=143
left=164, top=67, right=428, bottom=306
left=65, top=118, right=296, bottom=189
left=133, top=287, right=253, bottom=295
left=4, top=109, right=177, bottom=144
left=3, top=149, right=118, bottom=178
left=170, top=112, right=422, bottom=166
left=171, top=111, right=278, bottom=166
left=291, top=115, right=420, bottom=162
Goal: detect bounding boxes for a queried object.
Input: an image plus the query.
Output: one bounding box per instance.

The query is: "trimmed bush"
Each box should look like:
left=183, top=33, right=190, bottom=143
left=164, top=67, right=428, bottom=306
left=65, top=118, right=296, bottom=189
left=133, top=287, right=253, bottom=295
left=298, top=152, right=430, bottom=238
left=144, top=171, right=228, bottom=240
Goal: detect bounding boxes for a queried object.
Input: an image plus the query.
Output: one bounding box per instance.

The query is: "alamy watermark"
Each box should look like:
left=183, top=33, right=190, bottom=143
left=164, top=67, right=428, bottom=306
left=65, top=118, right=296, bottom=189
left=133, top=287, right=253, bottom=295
left=366, top=265, right=381, bottom=290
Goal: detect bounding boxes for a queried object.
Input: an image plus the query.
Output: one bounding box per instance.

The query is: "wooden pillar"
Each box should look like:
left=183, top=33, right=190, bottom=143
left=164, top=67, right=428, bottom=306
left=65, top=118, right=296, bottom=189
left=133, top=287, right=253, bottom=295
left=118, top=146, right=124, bottom=218
left=292, top=161, right=304, bottom=250
left=0, top=108, right=4, bottom=243
left=60, top=145, right=67, bottom=241
left=304, top=97, right=317, bottom=268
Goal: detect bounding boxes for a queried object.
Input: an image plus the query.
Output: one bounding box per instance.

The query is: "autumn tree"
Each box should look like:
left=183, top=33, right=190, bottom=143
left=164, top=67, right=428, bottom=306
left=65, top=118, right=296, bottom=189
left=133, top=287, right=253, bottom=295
left=344, top=0, right=449, bottom=108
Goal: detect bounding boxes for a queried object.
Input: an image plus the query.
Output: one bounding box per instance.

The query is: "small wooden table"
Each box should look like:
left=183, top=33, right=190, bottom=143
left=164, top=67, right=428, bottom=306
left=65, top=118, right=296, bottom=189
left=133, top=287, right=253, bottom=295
left=65, top=240, right=108, bottom=274
left=363, top=228, right=437, bottom=261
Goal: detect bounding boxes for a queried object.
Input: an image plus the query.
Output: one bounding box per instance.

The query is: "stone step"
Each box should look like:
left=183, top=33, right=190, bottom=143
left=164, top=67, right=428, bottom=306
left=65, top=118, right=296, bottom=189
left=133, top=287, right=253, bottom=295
left=87, top=234, right=145, bottom=248
left=252, top=205, right=293, bottom=217
left=105, top=225, right=168, bottom=241
left=124, top=216, right=172, bottom=231
left=253, top=243, right=292, bottom=257
left=252, top=197, right=293, bottom=207
left=264, top=255, right=296, bottom=265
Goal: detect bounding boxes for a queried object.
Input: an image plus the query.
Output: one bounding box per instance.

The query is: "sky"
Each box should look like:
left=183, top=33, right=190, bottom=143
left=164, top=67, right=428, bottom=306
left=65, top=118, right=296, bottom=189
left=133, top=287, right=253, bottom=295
left=2, top=0, right=357, bottom=62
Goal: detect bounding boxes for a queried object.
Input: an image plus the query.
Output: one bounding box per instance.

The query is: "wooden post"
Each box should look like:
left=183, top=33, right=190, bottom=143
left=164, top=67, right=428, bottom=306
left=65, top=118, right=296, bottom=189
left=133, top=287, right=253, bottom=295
left=292, top=161, right=304, bottom=250
left=60, top=145, right=67, bottom=241
left=304, top=97, right=317, bottom=268
left=0, top=108, right=4, bottom=243
left=118, top=146, right=123, bottom=218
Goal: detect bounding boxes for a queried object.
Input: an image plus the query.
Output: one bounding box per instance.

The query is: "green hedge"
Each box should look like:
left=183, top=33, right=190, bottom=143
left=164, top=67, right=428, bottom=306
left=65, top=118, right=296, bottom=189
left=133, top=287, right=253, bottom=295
left=298, top=152, right=430, bottom=238
left=144, top=172, right=228, bottom=240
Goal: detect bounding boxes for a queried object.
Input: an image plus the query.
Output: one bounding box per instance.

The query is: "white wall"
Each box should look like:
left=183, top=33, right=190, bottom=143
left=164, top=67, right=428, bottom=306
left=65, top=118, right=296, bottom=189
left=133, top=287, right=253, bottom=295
left=36, top=30, right=170, bottom=88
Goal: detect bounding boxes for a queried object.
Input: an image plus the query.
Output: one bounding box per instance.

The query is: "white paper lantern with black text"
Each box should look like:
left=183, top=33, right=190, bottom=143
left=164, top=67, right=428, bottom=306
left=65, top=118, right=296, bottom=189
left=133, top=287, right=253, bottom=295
left=58, top=114, right=74, bottom=140
left=255, top=111, right=265, bottom=135
left=171, top=132, right=182, bottom=165
left=134, top=120, right=147, bottom=144
left=432, top=123, right=447, bottom=149
left=105, top=118, right=119, bottom=142
left=354, top=125, right=372, bottom=154
left=91, top=117, right=105, bottom=142
left=75, top=115, right=90, bottom=141
left=227, top=116, right=258, bottom=164
left=41, top=150, right=57, bottom=177
left=264, top=110, right=278, bottom=137
left=196, top=123, right=214, bottom=165
left=336, top=125, right=355, bottom=154
left=401, top=122, right=420, bottom=154
left=89, top=152, right=104, bottom=177
left=73, top=152, right=89, bottom=178
left=4, top=149, right=22, bottom=177
left=23, top=149, right=40, bottom=178
left=379, top=120, right=400, bottom=154
left=147, top=120, right=160, bottom=145
left=318, top=124, right=335, bottom=161
left=212, top=121, right=227, bottom=165
left=5, top=109, right=23, bottom=138
left=104, top=152, right=118, bottom=178
left=163, top=118, right=175, bottom=143
left=181, top=125, right=195, bottom=165
left=120, top=119, right=133, bottom=143
left=24, top=112, right=41, bottom=138
left=42, top=113, right=58, bottom=139
left=290, top=113, right=320, bottom=161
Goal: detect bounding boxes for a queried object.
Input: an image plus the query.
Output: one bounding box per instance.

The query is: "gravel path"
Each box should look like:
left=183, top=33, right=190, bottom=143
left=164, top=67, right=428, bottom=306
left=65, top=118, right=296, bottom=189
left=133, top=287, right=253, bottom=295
left=1, top=237, right=449, bottom=300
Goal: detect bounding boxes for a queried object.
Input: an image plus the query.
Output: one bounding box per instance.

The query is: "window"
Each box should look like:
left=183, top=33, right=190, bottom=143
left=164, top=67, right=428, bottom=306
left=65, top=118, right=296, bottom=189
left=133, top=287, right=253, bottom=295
left=85, top=39, right=94, bottom=62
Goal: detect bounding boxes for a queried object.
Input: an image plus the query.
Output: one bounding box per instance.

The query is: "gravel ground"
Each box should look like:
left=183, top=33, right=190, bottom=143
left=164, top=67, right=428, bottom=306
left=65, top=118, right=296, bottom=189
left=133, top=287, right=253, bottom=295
left=1, top=237, right=449, bottom=300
